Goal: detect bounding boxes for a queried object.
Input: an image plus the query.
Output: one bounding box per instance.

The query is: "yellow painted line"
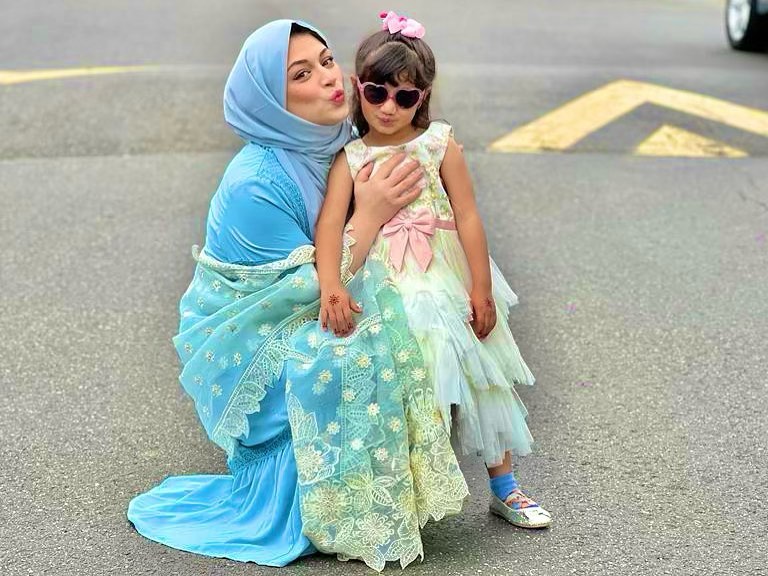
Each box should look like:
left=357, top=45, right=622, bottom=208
left=489, top=79, right=768, bottom=156
left=635, top=125, right=748, bottom=158
left=0, top=66, right=160, bottom=86
left=490, top=81, right=642, bottom=153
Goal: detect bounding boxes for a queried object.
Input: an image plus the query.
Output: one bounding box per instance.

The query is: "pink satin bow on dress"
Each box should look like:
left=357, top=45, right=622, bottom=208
left=380, top=10, right=426, bottom=38
left=382, top=207, right=455, bottom=272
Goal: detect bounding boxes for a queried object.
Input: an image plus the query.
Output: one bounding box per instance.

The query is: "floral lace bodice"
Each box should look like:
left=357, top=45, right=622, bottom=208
left=344, top=122, right=455, bottom=222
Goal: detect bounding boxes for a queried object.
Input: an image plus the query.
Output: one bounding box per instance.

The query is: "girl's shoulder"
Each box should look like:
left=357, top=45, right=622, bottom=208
left=425, top=119, right=453, bottom=137
left=418, top=121, right=454, bottom=165
left=342, top=137, right=368, bottom=177
left=394, top=121, right=454, bottom=157
left=421, top=120, right=453, bottom=147
left=343, top=135, right=366, bottom=155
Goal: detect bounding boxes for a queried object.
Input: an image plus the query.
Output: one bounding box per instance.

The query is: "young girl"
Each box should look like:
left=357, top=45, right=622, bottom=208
left=315, top=11, right=552, bottom=529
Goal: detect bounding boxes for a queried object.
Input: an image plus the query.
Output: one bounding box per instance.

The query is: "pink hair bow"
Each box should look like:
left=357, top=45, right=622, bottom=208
left=382, top=207, right=436, bottom=272
left=380, top=10, right=426, bottom=39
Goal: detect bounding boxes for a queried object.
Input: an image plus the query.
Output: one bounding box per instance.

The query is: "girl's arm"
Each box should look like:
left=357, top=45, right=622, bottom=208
left=315, top=152, right=361, bottom=336
left=440, top=138, right=497, bottom=339
left=316, top=152, right=426, bottom=336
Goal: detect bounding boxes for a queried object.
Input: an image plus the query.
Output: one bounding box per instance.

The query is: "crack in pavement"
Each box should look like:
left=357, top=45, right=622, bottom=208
left=737, top=173, right=768, bottom=215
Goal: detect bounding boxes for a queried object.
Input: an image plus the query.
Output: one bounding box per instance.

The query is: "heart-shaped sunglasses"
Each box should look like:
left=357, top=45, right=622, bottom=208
left=356, top=79, right=426, bottom=110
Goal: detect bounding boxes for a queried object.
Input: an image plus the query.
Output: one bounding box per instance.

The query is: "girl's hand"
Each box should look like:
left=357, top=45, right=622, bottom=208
left=469, top=288, right=497, bottom=340
left=353, top=152, right=426, bottom=227
left=320, top=284, right=363, bottom=337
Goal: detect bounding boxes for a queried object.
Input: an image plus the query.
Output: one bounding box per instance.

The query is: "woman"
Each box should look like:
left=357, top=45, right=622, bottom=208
left=127, top=20, right=467, bottom=571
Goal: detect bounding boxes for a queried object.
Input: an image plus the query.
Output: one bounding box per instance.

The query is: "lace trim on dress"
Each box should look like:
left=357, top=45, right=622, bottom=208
left=193, top=244, right=316, bottom=279
left=212, top=309, right=317, bottom=457
left=341, top=223, right=356, bottom=284
left=186, top=246, right=320, bottom=457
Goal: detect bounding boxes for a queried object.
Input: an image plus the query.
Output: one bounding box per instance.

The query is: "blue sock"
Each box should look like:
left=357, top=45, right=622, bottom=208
left=489, top=472, right=518, bottom=500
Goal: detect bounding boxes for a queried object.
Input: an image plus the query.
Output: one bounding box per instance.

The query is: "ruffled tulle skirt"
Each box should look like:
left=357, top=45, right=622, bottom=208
left=367, top=229, right=536, bottom=467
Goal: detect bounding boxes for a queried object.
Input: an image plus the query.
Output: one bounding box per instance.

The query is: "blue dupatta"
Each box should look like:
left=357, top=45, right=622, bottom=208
left=174, top=239, right=468, bottom=570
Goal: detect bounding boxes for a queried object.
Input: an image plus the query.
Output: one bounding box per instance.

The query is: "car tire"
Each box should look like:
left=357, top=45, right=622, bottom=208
left=726, top=0, right=768, bottom=51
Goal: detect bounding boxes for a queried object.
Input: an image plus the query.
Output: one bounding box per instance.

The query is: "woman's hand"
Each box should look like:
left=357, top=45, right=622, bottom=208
left=320, top=283, right=362, bottom=337
left=469, top=287, right=497, bottom=340
left=352, top=153, right=426, bottom=227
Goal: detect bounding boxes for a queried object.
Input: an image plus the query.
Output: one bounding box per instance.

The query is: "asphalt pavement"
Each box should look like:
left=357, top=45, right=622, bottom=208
left=1, top=1, right=767, bottom=575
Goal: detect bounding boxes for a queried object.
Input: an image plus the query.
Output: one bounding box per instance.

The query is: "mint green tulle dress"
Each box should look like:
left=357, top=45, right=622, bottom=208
left=344, top=121, right=536, bottom=467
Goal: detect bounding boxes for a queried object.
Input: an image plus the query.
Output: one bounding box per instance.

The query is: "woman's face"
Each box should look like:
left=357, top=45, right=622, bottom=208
left=285, top=33, right=349, bottom=125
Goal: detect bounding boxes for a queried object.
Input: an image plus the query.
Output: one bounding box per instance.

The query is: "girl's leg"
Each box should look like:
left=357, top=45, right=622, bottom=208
left=486, top=451, right=552, bottom=528
left=487, top=451, right=519, bottom=500
left=487, top=451, right=513, bottom=478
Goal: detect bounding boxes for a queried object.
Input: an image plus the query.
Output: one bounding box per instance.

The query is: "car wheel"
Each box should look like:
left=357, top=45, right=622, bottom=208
left=726, top=0, right=768, bottom=51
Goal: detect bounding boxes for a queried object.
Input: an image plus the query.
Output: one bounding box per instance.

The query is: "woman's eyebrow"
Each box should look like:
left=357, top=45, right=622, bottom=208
left=288, top=48, right=330, bottom=71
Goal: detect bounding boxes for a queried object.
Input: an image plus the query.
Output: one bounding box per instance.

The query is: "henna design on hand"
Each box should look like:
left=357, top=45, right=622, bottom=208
left=328, top=294, right=340, bottom=306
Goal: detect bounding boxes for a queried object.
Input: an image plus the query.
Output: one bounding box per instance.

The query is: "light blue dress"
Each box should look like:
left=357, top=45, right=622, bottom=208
left=127, top=18, right=349, bottom=566
left=127, top=144, right=317, bottom=566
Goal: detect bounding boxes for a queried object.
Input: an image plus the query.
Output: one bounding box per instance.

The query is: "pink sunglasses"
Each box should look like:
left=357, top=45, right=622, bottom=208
left=356, top=79, right=426, bottom=109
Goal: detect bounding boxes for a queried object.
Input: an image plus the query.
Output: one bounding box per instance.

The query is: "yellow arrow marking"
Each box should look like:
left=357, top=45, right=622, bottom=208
left=635, top=125, right=748, bottom=158
left=0, top=66, right=160, bottom=86
left=489, top=79, right=768, bottom=156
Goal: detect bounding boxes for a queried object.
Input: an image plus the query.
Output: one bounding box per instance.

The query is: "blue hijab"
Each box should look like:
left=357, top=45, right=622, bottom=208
left=223, top=20, right=351, bottom=233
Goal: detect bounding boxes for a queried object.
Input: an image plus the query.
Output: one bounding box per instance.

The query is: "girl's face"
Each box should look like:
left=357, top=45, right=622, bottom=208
left=285, top=33, right=348, bottom=125
left=354, top=73, right=424, bottom=139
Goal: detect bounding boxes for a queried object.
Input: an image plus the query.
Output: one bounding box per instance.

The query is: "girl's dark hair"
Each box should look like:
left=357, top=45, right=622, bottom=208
left=352, top=30, right=436, bottom=137
left=290, top=22, right=327, bottom=46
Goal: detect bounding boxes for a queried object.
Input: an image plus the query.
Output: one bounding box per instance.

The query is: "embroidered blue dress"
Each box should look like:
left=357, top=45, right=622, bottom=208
left=127, top=18, right=345, bottom=566
left=127, top=145, right=317, bottom=566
